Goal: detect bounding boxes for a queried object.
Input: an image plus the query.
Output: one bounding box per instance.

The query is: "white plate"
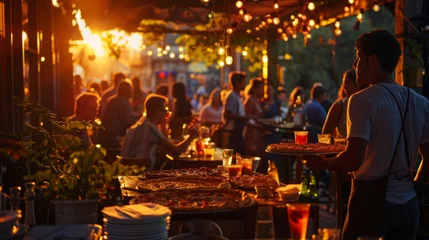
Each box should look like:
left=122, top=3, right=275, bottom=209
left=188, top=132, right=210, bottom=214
left=104, top=216, right=169, bottom=225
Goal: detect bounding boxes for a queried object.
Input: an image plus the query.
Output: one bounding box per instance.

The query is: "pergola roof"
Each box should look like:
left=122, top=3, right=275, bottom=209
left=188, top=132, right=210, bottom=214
left=75, top=0, right=377, bottom=34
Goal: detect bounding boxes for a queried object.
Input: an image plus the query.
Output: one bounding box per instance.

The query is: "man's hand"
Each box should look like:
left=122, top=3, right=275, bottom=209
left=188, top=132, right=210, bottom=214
left=303, top=155, right=325, bottom=171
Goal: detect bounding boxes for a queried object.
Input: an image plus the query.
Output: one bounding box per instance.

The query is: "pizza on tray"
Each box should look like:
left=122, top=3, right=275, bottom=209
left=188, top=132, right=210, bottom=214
left=141, top=167, right=223, bottom=179
left=137, top=176, right=231, bottom=192
left=129, top=189, right=253, bottom=212
left=230, top=175, right=279, bottom=190
left=267, top=143, right=345, bottom=154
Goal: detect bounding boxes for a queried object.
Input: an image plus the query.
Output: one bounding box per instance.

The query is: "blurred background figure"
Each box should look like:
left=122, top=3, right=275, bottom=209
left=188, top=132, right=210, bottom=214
left=277, top=87, right=288, bottom=118
left=131, top=77, right=147, bottom=113
left=69, top=92, right=100, bottom=148
left=199, top=88, right=223, bottom=124
left=169, top=82, right=193, bottom=139
left=304, top=85, right=328, bottom=129
left=243, top=78, right=265, bottom=157
left=88, top=82, right=101, bottom=96
left=73, top=75, right=86, bottom=99
left=99, top=80, right=141, bottom=148
left=100, top=80, right=109, bottom=92
left=262, top=85, right=280, bottom=119
left=100, top=72, right=126, bottom=116
left=197, top=94, right=209, bottom=112
left=285, top=86, right=306, bottom=125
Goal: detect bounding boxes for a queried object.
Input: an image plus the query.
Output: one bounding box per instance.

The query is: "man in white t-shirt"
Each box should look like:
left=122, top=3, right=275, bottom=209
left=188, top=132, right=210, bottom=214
left=121, top=94, right=198, bottom=171
left=304, top=30, right=429, bottom=239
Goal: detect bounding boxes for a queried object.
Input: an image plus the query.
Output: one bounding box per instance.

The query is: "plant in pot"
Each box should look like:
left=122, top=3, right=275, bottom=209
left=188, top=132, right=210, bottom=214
left=25, top=145, right=144, bottom=224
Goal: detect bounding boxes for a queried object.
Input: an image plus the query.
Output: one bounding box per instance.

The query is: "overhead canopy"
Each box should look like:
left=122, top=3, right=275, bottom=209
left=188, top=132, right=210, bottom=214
left=74, top=0, right=381, bottom=34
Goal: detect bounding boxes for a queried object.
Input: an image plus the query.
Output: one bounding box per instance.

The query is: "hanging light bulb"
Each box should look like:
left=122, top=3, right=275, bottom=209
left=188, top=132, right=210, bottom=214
left=261, top=21, right=266, bottom=26
left=274, top=0, right=279, bottom=9
left=306, top=33, right=312, bottom=39
left=179, top=53, right=184, bottom=59
left=236, top=0, right=243, bottom=8
left=308, top=2, right=315, bottom=11
left=255, top=27, right=260, bottom=31
left=262, top=55, right=268, bottom=63
left=373, top=4, right=380, bottom=12
left=244, top=13, right=252, bottom=22
left=218, top=46, right=225, bottom=55
left=201, top=0, right=209, bottom=2
left=309, top=19, right=315, bottom=27
left=242, top=50, right=248, bottom=56
left=348, top=0, right=354, bottom=4
left=169, top=52, right=175, bottom=58
left=290, top=15, right=295, bottom=20
left=334, top=28, right=342, bottom=36
left=227, top=28, right=234, bottom=34
left=147, top=50, right=153, bottom=56
left=165, top=45, right=171, bottom=51
left=292, top=18, right=299, bottom=26
left=157, top=47, right=162, bottom=52
left=335, top=20, right=341, bottom=28
left=247, top=29, right=252, bottom=33
left=344, top=6, right=350, bottom=12
left=226, top=56, right=233, bottom=65
left=315, top=24, right=320, bottom=29
left=179, top=46, right=184, bottom=52
left=219, top=60, right=225, bottom=67
left=273, top=17, right=280, bottom=25
left=292, top=33, right=297, bottom=39
left=239, top=9, right=244, bottom=15
left=162, top=50, right=168, bottom=55
left=277, top=28, right=283, bottom=33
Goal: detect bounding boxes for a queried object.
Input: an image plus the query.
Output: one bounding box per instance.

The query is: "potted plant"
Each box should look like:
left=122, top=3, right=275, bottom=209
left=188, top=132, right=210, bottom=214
left=26, top=145, right=144, bottom=224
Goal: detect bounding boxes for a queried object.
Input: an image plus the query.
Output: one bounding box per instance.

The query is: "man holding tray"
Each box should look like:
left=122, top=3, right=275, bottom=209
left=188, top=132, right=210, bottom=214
left=304, top=30, right=429, bottom=239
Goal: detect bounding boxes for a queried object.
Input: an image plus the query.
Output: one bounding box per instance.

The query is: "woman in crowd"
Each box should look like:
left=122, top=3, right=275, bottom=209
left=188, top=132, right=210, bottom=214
left=263, top=85, right=281, bottom=118
left=322, top=69, right=368, bottom=137
left=285, top=86, right=305, bottom=123
left=169, top=82, right=193, bottom=139
left=243, top=78, right=265, bottom=156
left=200, top=88, right=223, bottom=124
left=131, top=77, right=147, bottom=113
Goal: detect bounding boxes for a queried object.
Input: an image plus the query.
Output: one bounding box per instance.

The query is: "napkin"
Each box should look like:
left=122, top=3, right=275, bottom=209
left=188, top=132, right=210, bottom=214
left=103, top=203, right=171, bottom=220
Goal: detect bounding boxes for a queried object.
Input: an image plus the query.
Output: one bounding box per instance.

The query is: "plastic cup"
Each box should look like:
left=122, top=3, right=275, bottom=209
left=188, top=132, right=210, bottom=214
left=286, top=203, right=310, bottom=240
left=317, top=134, right=331, bottom=144
left=294, top=131, right=308, bottom=144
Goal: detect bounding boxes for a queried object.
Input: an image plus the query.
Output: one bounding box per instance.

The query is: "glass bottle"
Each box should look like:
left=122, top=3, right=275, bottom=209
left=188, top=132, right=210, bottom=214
left=293, top=96, right=305, bottom=126
left=298, top=172, right=312, bottom=203
left=309, top=172, right=319, bottom=203
left=267, top=160, right=280, bottom=185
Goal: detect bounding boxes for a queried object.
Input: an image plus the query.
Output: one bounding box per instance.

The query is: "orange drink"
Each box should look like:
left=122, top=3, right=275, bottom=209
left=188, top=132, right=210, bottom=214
left=286, top=203, right=310, bottom=239
left=227, top=165, right=243, bottom=177
left=294, top=131, right=308, bottom=144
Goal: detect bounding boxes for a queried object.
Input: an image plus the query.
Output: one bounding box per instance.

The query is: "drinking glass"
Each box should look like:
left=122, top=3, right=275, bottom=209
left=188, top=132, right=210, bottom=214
left=255, top=206, right=275, bottom=240
left=222, top=149, right=233, bottom=166
left=294, top=131, right=308, bottom=144
left=204, top=142, right=216, bottom=158
left=314, top=228, right=341, bottom=240
left=286, top=203, right=310, bottom=240
left=317, top=134, right=331, bottom=144
left=227, top=165, right=242, bottom=177
left=200, top=126, right=211, bottom=143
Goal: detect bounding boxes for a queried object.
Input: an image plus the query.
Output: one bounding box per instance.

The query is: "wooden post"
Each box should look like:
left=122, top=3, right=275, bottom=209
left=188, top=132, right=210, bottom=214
left=28, top=0, right=40, bottom=127
left=39, top=0, right=55, bottom=112
left=267, top=26, right=278, bottom=91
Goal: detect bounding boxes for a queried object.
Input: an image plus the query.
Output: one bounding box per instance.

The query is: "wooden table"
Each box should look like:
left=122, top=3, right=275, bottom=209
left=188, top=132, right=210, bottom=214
left=118, top=176, right=319, bottom=239
left=172, top=148, right=223, bottom=169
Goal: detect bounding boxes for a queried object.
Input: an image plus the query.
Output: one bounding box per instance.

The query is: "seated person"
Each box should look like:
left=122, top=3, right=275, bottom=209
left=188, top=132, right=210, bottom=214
left=69, top=92, right=100, bottom=148
left=121, top=94, right=199, bottom=171
left=304, top=85, right=328, bottom=129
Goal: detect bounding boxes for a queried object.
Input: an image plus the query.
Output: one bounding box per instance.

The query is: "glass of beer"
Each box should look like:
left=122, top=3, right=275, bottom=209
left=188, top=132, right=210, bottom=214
left=227, top=165, right=242, bottom=177
left=294, top=131, right=308, bottom=144
left=286, top=203, right=310, bottom=240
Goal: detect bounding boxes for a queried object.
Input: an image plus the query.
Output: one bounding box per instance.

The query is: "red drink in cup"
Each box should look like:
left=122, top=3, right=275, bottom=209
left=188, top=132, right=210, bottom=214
left=294, top=131, right=308, bottom=144
left=287, top=203, right=310, bottom=240
left=227, top=165, right=243, bottom=177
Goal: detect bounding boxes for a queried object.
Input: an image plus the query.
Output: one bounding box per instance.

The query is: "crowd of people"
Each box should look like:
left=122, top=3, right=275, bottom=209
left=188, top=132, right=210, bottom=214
left=68, top=29, right=429, bottom=239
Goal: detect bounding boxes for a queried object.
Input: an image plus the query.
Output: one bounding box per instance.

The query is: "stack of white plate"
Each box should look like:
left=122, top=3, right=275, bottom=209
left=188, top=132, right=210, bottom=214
left=102, top=203, right=171, bottom=240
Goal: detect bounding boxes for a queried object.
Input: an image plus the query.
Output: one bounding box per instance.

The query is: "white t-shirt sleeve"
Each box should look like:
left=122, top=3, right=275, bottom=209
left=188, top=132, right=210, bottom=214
left=347, top=94, right=374, bottom=141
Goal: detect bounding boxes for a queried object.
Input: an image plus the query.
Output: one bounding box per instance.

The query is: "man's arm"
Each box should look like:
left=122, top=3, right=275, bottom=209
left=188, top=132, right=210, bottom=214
left=157, top=128, right=198, bottom=156
left=415, top=142, right=429, bottom=184
left=320, top=137, right=367, bottom=172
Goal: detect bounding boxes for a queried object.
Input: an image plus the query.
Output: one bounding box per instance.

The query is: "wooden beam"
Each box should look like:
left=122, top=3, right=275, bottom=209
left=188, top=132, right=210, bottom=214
left=28, top=0, right=41, bottom=128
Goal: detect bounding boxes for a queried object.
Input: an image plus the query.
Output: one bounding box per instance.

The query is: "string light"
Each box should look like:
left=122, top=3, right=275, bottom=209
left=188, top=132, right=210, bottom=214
left=201, top=0, right=209, bottom=2
left=255, top=27, right=260, bottom=31
left=236, top=0, right=243, bottom=8
left=169, top=52, right=175, bottom=58
left=267, top=18, right=273, bottom=24
left=306, top=33, right=312, bottom=39
left=239, top=9, right=244, bottom=15
left=334, top=28, right=342, bottom=36
left=373, top=4, right=380, bottom=12
left=247, top=29, right=252, bottom=33
left=292, top=18, right=299, bottom=26
left=165, top=45, right=171, bottom=50
left=227, top=28, right=234, bottom=34
left=242, top=50, right=248, bottom=56
left=290, top=15, right=295, bottom=20
left=162, top=50, right=168, bottom=55
left=157, top=52, right=162, bottom=57
left=277, top=28, right=283, bottom=33
left=226, top=56, right=233, bottom=65
left=147, top=50, right=153, bottom=56
left=273, top=17, right=280, bottom=25
left=292, top=34, right=297, bottom=39
left=219, top=60, right=225, bottom=67
left=179, top=53, right=184, bottom=59
left=335, top=20, right=341, bottom=28
left=179, top=46, right=184, bottom=52
left=274, top=0, right=279, bottom=9
left=243, top=10, right=252, bottom=22
left=218, top=47, right=225, bottom=55
left=157, top=47, right=162, bottom=52
left=262, top=55, right=268, bottom=63
left=357, top=12, right=363, bottom=21
left=308, top=2, right=315, bottom=11
left=309, top=19, right=315, bottom=27
left=261, top=21, right=266, bottom=26
left=344, top=6, right=350, bottom=12
left=348, top=0, right=354, bottom=4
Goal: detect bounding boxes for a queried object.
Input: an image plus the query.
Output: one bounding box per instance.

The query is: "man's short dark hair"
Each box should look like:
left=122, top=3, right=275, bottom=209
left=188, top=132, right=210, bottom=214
left=229, top=71, right=246, bottom=88
left=145, top=94, right=168, bottom=118
left=311, top=86, right=328, bottom=99
left=75, top=92, right=100, bottom=114
left=113, top=72, right=126, bottom=86
left=355, top=29, right=401, bottom=73
left=155, top=83, right=169, bottom=96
